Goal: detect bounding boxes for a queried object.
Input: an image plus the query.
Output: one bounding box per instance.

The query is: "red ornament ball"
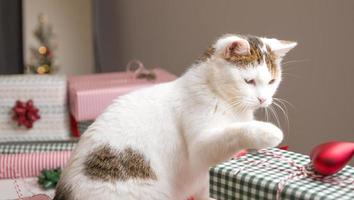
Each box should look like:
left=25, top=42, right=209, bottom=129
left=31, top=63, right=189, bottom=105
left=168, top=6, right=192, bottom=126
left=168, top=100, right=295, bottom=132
left=310, top=141, right=354, bottom=175
left=12, top=100, right=41, bottom=129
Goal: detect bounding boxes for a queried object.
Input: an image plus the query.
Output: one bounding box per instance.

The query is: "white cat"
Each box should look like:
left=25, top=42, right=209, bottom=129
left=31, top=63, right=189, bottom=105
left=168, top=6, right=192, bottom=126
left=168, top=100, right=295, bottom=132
left=54, top=34, right=296, bottom=200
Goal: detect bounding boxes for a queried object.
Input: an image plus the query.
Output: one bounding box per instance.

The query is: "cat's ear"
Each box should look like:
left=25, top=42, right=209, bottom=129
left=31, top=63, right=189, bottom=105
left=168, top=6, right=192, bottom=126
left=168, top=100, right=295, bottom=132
left=263, top=38, right=297, bottom=57
left=225, top=39, right=250, bottom=57
left=214, top=36, right=251, bottom=57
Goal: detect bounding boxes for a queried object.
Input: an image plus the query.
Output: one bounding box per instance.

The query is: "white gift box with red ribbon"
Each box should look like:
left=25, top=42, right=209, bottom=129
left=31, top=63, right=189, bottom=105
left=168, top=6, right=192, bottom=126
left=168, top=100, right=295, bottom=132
left=0, top=75, right=70, bottom=142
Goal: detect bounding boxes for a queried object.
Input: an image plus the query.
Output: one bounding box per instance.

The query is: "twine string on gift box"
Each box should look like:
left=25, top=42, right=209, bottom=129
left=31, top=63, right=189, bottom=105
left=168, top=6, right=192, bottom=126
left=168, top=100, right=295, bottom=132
left=259, top=150, right=354, bottom=191
left=0, top=161, right=54, bottom=199
left=13, top=178, right=24, bottom=199
left=0, top=165, right=26, bottom=199
left=232, top=149, right=354, bottom=200
left=126, top=59, right=157, bottom=81
left=1, top=165, right=56, bottom=199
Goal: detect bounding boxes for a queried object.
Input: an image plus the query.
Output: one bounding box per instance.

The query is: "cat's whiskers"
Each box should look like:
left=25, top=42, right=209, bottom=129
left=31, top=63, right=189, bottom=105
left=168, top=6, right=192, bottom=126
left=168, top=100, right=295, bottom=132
left=221, top=100, right=239, bottom=114
left=223, top=98, right=250, bottom=114
left=273, top=97, right=294, bottom=109
left=264, top=107, right=269, bottom=122
left=239, top=98, right=255, bottom=114
left=273, top=101, right=288, bottom=119
left=281, top=72, right=300, bottom=79
left=272, top=101, right=290, bottom=134
left=281, top=59, right=309, bottom=79
left=272, top=98, right=287, bottom=112
left=282, top=59, right=309, bottom=66
left=227, top=100, right=244, bottom=113
left=268, top=105, right=281, bottom=129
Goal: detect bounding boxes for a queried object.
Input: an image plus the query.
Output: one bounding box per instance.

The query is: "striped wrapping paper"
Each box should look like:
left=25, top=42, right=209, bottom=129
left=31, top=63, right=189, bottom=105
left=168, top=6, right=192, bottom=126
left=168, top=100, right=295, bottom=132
left=69, top=68, right=177, bottom=121
left=0, top=151, right=71, bottom=179
left=0, top=75, right=71, bottom=142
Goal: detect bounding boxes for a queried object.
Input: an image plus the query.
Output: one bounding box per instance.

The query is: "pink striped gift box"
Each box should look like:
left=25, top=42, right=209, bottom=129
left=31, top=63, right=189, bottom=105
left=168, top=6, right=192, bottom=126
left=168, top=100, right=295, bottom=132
left=0, top=151, right=71, bottom=179
left=69, top=67, right=177, bottom=122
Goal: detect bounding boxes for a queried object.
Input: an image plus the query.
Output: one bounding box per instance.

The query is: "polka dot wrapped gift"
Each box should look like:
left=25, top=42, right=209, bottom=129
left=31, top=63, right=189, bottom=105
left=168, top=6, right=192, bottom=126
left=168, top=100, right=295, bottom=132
left=209, top=148, right=354, bottom=200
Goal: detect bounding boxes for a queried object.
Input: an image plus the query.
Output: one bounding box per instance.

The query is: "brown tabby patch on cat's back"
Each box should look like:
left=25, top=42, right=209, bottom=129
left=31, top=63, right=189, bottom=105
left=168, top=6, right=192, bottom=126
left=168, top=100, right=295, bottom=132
left=84, top=145, right=157, bottom=182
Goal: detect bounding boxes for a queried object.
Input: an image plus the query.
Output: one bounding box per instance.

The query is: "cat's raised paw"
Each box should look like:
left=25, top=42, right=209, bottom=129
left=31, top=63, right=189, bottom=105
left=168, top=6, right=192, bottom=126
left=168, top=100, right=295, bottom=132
left=242, top=121, right=283, bottom=149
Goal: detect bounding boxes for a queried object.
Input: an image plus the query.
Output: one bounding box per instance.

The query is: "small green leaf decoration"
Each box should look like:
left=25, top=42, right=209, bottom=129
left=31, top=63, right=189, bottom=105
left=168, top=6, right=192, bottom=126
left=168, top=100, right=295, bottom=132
left=38, top=168, right=61, bottom=190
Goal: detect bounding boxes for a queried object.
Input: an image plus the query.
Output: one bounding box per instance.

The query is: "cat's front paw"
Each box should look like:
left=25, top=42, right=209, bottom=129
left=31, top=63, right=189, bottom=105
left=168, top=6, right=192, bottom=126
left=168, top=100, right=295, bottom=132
left=242, top=121, right=283, bottom=149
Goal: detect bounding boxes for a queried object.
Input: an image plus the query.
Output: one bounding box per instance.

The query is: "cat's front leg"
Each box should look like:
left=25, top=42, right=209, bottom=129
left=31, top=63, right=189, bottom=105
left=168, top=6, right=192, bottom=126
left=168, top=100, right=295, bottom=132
left=239, top=120, right=284, bottom=150
left=190, top=121, right=283, bottom=167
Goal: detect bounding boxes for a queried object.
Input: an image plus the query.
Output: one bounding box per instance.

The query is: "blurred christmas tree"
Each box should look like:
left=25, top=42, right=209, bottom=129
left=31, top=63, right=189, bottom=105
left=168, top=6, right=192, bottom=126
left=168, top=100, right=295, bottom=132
left=26, top=14, right=58, bottom=74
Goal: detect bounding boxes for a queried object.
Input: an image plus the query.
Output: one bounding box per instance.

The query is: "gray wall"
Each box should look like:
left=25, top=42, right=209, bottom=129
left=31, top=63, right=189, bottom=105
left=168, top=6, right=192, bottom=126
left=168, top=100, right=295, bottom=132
left=97, top=0, right=354, bottom=165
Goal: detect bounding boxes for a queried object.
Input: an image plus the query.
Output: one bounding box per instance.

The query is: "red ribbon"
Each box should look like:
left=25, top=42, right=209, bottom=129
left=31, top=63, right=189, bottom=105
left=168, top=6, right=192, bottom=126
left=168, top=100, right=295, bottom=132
left=12, top=100, right=40, bottom=129
left=69, top=114, right=81, bottom=137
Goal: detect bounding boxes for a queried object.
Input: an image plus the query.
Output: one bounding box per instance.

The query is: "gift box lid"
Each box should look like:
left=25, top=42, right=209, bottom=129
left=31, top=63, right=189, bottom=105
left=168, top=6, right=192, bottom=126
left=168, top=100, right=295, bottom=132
left=210, top=148, right=354, bottom=200
left=68, top=68, right=177, bottom=121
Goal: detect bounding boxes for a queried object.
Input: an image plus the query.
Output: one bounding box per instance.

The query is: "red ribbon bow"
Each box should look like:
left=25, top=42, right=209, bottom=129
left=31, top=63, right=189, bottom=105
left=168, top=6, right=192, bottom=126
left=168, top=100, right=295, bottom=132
left=12, top=100, right=41, bottom=129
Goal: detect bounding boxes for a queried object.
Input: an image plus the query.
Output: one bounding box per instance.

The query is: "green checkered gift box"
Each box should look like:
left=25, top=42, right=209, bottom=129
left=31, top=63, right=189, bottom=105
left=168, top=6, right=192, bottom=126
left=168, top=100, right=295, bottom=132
left=210, top=148, right=354, bottom=200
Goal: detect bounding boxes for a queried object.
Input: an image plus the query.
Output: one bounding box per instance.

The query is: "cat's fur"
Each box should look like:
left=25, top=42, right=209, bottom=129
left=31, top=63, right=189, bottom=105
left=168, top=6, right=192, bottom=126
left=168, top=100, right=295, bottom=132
left=54, top=34, right=296, bottom=200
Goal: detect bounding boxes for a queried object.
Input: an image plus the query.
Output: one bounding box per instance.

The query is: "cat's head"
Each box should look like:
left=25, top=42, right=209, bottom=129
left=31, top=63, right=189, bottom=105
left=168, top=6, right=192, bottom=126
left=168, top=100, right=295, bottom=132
left=204, top=34, right=296, bottom=111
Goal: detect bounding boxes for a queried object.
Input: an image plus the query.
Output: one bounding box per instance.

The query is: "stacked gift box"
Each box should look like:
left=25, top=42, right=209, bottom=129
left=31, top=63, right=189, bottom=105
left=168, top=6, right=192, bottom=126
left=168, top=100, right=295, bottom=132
left=0, top=74, right=73, bottom=199
left=0, top=61, right=177, bottom=199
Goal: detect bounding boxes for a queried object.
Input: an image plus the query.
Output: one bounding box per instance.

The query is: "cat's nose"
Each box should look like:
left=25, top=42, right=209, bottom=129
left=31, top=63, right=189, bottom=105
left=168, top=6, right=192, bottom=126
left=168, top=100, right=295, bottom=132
left=257, top=97, right=266, bottom=104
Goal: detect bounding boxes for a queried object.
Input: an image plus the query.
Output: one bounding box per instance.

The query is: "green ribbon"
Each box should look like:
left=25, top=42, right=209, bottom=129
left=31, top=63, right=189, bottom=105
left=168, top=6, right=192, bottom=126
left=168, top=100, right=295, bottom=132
left=38, top=168, right=61, bottom=190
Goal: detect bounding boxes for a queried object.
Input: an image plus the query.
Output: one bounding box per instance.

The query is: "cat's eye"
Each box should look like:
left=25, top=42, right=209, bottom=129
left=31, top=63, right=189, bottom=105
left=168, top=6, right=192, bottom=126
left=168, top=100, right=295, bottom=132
left=268, top=79, right=276, bottom=84
left=244, top=79, right=256, bottom=85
